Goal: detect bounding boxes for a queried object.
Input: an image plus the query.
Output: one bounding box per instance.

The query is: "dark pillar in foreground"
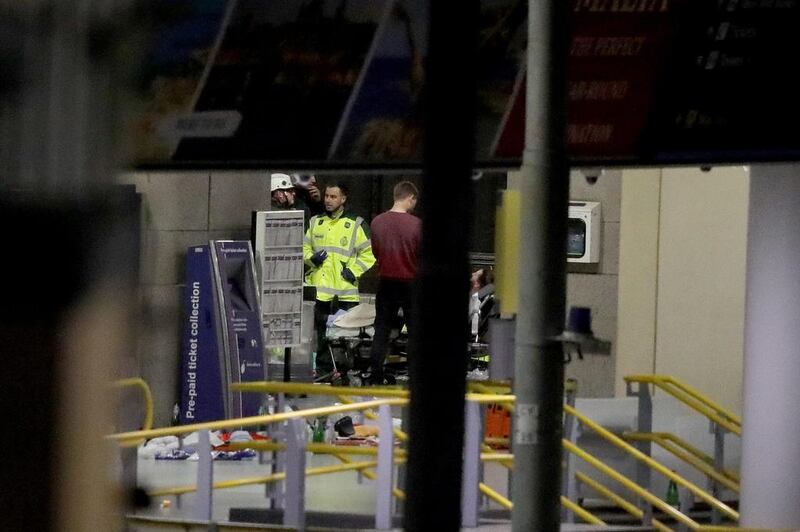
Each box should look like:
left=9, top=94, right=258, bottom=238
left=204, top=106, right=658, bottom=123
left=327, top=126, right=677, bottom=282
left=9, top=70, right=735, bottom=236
left=404, top=1, right=479, bottom=530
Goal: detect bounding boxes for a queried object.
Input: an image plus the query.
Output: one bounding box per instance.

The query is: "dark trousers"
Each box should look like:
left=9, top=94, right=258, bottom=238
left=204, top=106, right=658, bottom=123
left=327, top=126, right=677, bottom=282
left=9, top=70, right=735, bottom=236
left=369, top=278, right=413, bottom=380
left=314, top=299, right=357, bottom=374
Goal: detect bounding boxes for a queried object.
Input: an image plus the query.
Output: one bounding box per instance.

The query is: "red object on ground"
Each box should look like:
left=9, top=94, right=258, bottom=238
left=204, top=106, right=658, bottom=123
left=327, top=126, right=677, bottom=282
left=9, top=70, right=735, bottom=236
left=485, top=405, right=510, bottom=447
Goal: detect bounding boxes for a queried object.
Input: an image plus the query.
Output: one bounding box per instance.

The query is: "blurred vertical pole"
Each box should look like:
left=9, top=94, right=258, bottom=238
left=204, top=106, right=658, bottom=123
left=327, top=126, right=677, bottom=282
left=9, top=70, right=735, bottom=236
left=0, top=1, right=138, bottom=531
left=404, top=0, right=479, bottom=530
left=511, top=0, right=570, bottom=531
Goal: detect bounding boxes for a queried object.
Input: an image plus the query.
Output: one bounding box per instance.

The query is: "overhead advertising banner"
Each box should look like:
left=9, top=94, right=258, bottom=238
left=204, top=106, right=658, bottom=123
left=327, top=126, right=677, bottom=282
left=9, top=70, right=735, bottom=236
left=130, top=0, right=231, bottom=163
left=172, top=0, right=391, bottom=162
left=210, top=240, right=265, bottom=420
left=179, top=245, right=225, bottom=424
left=131, top=0, right=800, bottom=167
left=647, top=0, right=800, bottom=163
left=328, top=0, right=526, bottom=164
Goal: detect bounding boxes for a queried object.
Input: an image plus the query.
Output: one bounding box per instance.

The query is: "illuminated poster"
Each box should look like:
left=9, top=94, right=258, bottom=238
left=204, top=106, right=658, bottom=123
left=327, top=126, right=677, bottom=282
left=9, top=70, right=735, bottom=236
left=172, top=0, right=389, bottom=161
left=130, top=0, right=800, bottom=167
left=650, top=0, right=800, bottom=163
left=332, top=0, right=527, bottom=163
left=130, top=0, right=230, bottom=162
left=496, top=0, right=687, bottom=162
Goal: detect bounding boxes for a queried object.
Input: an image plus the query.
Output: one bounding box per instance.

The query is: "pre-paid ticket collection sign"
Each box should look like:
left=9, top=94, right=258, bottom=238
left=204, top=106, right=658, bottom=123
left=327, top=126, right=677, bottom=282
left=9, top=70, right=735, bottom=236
left=132, top=0, right=800, bottom=168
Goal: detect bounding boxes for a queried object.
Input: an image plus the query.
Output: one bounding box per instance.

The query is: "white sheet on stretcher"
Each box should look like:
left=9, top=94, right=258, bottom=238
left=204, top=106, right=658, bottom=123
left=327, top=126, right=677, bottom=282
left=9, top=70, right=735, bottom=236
left=326, top=303, right=376, bottom=338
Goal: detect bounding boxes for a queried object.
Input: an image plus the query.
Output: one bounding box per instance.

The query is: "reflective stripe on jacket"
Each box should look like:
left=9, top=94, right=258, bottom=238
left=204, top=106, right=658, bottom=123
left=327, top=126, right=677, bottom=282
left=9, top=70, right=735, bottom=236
left=303, top=212, right=375, bottom=302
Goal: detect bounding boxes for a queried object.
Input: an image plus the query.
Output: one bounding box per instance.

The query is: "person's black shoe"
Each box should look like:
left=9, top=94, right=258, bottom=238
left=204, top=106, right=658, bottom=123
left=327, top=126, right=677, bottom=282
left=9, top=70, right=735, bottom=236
left=361, top=371, right=393, bottom=386
left=334, top=416, right=356, bottom=437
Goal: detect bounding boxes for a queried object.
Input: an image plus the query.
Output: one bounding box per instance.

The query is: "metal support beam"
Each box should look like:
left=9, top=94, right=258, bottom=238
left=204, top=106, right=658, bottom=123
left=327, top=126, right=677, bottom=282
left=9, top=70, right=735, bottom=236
left=376, top=404, right=395, bottom=530
left=266, top=393, right=285, bottom=509
left=461, top=401, right=483, bottom=528
left=193, top=430, right=213, bottom=522
left=511, top=0, right=570, bottom=530
left=561, top=398, right=580, bottom=522
left=283, top=418, right=307, bottom=530
left=741, top=166, right=800, bottom=528
left=404, top=1, right=479, bottom=531
left=710, top=422, right=725, bottom=525
left=629, top=381, right=654, bottom=525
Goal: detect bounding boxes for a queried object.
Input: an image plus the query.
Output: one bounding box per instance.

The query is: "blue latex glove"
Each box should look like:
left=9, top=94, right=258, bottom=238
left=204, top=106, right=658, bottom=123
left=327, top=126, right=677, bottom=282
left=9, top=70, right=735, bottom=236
left=311, top=249, right=328, bottom=267
left=341, top=264, right=356, bottom=284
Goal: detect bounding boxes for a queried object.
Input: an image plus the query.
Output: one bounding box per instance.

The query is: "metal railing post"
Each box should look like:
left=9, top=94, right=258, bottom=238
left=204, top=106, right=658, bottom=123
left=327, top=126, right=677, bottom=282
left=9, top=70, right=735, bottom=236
left=628, top=381, right=653, bottom=525
left=283, top=418, right=306, bottom=530
left=461, top=401, right=482, bottom=528
left=710, top=421, right=725, bottom=525
left=394, top=402, right=410, bottom=515
left=375, top=404, right=394, bottom=530
left=266, top=393, right=286, bottom=509
left=193, top=430, right=213, bottom=522
left=562, top=407, right=580, bottom=522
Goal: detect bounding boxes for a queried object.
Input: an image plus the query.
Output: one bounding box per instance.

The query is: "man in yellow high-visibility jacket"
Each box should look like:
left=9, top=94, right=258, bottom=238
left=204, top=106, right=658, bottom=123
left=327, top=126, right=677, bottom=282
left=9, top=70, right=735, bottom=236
left=303, top=182, right=375, bottom=378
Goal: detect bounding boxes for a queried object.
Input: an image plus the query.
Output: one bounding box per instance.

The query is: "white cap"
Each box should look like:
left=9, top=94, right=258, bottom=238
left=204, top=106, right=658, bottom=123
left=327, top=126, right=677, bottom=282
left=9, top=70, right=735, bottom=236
left=270, top=173, right=294, bottom=192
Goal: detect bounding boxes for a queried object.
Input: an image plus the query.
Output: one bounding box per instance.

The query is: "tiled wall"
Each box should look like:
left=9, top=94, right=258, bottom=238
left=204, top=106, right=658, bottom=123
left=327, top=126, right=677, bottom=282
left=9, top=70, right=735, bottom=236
left=118, top=171, right=270, bottom=425
left=565, top=169, right=621, bottom=397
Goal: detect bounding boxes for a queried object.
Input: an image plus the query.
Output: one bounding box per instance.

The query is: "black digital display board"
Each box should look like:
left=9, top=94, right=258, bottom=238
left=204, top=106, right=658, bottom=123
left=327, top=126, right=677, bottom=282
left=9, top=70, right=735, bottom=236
left=130, top=0, right=800, bottom=168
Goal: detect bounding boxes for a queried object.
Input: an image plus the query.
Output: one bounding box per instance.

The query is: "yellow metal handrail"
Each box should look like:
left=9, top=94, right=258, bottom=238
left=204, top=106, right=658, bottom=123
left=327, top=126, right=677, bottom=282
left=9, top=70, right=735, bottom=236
left=624, top=375, right=741, bottom=435
left=641, top=432, right=714, bottom=466
left=115, top=385, right=519, bottom=502
left=148, top=458, right=405, bottom=497
left=228, top=440, right=407, bottom=459
left=698, top=525, right=797, bottom=532
left=564, top=404, right=739, bottom=521
left=113, top=378, right=154, bottom=431
left=234, top=381, right=516, bottom=405
left=233, top=381, right=408, bottom=398
left=336, top=394, right=408, bottom=443
left=561, top=496, right=607, bottom=526
left=120, top=379, right=729, bottom=526
left=470, top=382, right=516, bottom=413
left=476, top=483, right=605, bottom=525
left=471, top=389, right=739, bottom=522
left=112, top=378, right=154, bottom=447
left=626, top=432, right=738, bottom=482
left=333, top=453, right=406, bottom=501
left=576, top=472, right=671, bottom=532
left=107, top=398, right=407, bottom=445
left=467, top=381, right=512, bottom=395
left=479, top=483, right=511, bottom=510
left=564, top=439, right=700, bottom=529
left=225, top=440, right=408, bottom=500
left=481, top=452, right=513, bottom=463
left=625, top=433, right=739, bottom=493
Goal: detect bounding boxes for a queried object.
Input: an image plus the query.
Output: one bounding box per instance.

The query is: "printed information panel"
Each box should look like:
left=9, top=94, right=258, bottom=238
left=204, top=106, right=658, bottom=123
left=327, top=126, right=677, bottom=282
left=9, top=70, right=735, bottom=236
left=253, top=210, right=305, bottom=348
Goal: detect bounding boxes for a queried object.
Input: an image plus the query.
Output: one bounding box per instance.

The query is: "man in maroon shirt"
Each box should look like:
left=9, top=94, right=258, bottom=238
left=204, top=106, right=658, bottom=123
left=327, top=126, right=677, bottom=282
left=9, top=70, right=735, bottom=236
left=366, top=181, right=421, bottom=384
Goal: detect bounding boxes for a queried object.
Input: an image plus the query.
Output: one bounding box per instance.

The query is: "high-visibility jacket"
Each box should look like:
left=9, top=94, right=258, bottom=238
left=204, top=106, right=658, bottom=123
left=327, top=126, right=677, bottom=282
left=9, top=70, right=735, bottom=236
left=303, top=211, right=375, bottom=302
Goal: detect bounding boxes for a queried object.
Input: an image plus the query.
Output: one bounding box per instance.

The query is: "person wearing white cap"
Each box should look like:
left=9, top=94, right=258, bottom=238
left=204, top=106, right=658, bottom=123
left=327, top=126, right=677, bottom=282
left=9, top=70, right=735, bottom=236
left=270, top=173, right=296, bottom=210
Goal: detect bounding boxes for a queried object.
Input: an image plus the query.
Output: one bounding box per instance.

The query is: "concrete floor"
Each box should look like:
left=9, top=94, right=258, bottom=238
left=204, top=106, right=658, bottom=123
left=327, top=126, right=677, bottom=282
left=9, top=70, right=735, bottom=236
left=132, top=453, right=656, bottom=531
left=135, top=452, right=513, bottom=529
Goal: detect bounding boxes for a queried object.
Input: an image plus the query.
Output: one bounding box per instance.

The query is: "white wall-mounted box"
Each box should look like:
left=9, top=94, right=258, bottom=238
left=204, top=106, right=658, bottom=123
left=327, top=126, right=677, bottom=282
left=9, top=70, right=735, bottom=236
left=568, top=201, right=601, bottom=263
